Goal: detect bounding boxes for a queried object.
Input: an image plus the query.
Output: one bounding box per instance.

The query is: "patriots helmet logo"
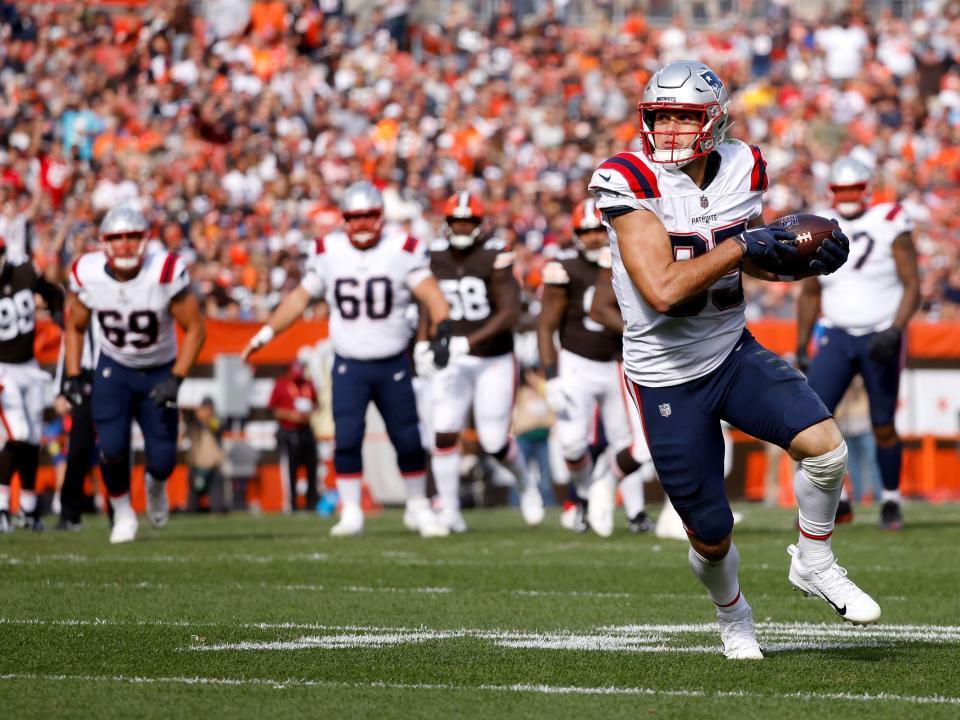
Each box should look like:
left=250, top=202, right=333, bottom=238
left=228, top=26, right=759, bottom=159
left=699, top=70, right=724, bottom=100
left=658, top=403, right=672, bottom=418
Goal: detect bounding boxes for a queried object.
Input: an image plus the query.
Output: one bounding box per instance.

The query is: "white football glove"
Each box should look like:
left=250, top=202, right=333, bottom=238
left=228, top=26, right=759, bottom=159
left=413, top=341, right=437, bottom=378
left=242, top=325, right=275, bottom=360
left=448, top=336, right=470, bottom=360
left=545, top=377, right=566, bottom=414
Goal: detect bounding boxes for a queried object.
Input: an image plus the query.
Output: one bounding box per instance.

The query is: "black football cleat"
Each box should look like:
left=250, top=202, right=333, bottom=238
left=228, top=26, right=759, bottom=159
left=879, top=501, right=903, bottom=531
left=627, top=511, right=655, bottom=534
left=835, top=499, right=853, bottom=524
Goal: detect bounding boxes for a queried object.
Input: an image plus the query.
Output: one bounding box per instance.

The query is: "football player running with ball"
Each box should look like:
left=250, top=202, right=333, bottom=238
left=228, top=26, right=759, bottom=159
left=589, top=60, right=877, bottom=660
left=537, top=199, right=655, bottom=537
left=244, top=182, right=451, bottom=539
left=797, top=157, right=920, bottom=530
left=64, top=206, right=206, bottom=544
left=426, top=192, right=545, bottom=533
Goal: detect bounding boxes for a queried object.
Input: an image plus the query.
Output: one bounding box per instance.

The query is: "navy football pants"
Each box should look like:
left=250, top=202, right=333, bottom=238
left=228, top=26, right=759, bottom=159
left=91, top=354, right=179, bottom=484
left=331, top=352, right=425, bottom=477
left=627, top=329, right=831, bottom=543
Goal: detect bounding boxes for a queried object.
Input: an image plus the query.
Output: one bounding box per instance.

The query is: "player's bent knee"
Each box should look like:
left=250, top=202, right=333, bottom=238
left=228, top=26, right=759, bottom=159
left=873, top=424, right=898, bottom=447
left=689, top=532, right=732, bottom=562
left=789, top=418, right=843, bottom=461
left=434, top=432, right=459, bottom=451
left=565, top=452, right=588, bottom=470
left=799, top=440, right=848, bottom=491
left=562, top=442, right=588, bottom=464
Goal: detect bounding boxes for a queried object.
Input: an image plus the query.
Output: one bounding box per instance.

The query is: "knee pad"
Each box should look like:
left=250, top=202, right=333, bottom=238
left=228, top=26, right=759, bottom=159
left=800, top=440, right=847, bottom=491
left=333, top=445, right=363, bottom=476
left=562, top=441, right=588, bottom=464
left=688, top=509, right=734, bottom=547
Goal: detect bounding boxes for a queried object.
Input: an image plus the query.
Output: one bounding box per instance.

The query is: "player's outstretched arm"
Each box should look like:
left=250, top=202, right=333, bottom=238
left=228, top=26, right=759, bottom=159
left=464, top=266, right=521, bottom=351
left=536, top=283, right=567, bottom=379
left=795, top=277, right=822, bottom=372
left=241, top=286, right=313, bottom=361
left=411, top=275, right=450, bottom=338
left=613, top=209, right=743, bottom=313
left=169, top=290, right=207, bottom=379
left=588, top=267, right=624, bottom=333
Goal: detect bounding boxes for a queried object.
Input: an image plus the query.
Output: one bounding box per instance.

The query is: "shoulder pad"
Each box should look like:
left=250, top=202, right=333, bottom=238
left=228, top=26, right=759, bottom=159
left=883, top=203, right=906, bottom=222
left=542, top=261, right=570, bottom=285
left=159, top=252, right=181, bottom=284
left=313, top=236, right=326, bottom=254
left=555, top=248, right=578, bottom=261
left=483, top=237, right=508, bottom=252
left=402, top=235, right=419, bottom=254
left=429, top=238, right=450, bottom=253
left=594, top=152, right=660, bottom=199
left=492, top=249, right=515, bottom=270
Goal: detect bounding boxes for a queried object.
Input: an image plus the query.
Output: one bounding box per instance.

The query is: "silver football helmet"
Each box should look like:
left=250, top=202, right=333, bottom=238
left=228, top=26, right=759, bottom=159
left=99, top=205, right=149, bottom=271
left=638, top=60, right=731, bottom=169
left=340, top=181, right=384, bottom=248
left=829, top=157, right=872, bottom=218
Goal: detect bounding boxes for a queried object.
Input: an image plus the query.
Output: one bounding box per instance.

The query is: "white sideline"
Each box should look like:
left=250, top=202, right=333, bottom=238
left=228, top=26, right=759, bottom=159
left=0, top=673, right=958, bottom=706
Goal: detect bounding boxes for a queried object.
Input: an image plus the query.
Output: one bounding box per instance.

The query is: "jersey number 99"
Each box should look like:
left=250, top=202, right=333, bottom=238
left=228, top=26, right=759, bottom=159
left=0, top=290, right=35, bottom=341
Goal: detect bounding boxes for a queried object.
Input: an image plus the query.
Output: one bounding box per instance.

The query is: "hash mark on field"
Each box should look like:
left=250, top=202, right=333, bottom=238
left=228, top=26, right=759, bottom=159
left=0, top=673, right=958, bottom=706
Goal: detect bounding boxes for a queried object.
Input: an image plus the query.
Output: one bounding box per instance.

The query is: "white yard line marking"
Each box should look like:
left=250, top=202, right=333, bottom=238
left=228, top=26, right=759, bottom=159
left=0, top=673, right=957, bottom=706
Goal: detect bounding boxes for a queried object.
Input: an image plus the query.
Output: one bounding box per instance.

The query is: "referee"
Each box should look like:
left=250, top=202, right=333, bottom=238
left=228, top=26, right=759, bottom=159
left=54, top=323, right=99, bottom=530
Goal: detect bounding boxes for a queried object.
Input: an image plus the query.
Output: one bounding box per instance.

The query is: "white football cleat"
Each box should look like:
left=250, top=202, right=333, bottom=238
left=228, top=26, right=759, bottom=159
left=655, top=497, right=688, bottom=541
left=587, top=478, right=615, bottom=538
left=405, top=498, right=449, bottom=538
left=330, top=505, right=364, bottom=537
left=718, top=604, right=764, bottom=660
left=440, top=508, right=468, bottom=534
left=787, top=544, right=881, bottom=625
left=109, top=508, right=138, bottom=544
left=519, top=481, right=545, bottom=527
left=145, top=474, right=169, bottom=529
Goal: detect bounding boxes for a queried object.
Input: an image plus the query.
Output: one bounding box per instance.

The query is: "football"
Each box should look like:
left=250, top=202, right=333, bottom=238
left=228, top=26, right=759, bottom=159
left=750, top=213, right=839, bottom=279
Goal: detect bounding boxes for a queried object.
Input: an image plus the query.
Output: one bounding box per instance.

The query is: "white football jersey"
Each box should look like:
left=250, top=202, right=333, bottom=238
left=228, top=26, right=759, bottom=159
left=69, top=248, right=190, bottom=368
left=300, top=227, right=432, bottom=360
left=815, top=203, right=912, bottom=335
left=588, top=140, right=766, bottom=386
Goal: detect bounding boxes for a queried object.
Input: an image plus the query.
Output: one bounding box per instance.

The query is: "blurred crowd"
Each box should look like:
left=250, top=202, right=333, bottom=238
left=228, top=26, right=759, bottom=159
left=2, top=0, right=960, bottom=323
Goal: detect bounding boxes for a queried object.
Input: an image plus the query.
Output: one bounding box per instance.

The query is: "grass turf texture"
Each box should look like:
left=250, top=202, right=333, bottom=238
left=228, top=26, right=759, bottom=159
left=1, top=503, right=959, bottom=720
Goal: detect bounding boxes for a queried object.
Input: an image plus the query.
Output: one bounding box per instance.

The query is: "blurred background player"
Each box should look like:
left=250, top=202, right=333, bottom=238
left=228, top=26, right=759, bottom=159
left=244, top=181, right=450, bottom=538
left=590, top=60, right=871, bottom=661
left=268, top=359, right=319, bottom=512
left=428, top=192, right=544, bottom=532
left=64, top=206, right=206, bottom=544
left=538, top=199, right=654, bottom=537
left=797, top=157, right=920, bottom=530
left=52, top=320, right=100, bottom=530
left=0, top=238, right=64, bottom=532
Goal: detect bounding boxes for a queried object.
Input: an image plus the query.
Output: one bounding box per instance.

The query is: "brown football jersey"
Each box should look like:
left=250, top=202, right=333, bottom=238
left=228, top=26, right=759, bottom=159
left=0, top=262, right=63, bottom=364
left=541, top=248, right=622, bottom=362
left=429, top=236, right=515, bottom=357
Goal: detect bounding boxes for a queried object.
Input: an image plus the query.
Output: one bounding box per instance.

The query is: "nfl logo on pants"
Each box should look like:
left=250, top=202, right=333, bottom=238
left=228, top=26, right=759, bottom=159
left=659, top=403, right=672, bottom=418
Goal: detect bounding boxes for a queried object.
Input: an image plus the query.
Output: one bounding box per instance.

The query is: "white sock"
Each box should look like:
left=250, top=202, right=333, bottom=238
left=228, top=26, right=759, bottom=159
left=881, top=489, right=901, bottom=504
left=619, top=472, right=644, bottom=518
left=688, top=543, right=748, bottom=619
left=839, top=482, right=850, bottom=503
left=0, top=485, right=9, bottom=512
left=794, top=442, right=847, bottom=571
left=19, top=491, right=36, bottom=514
left=490, top=437, right=528, bottom=488
left=403, top=471, right=427, bottom=501
left=431, top=448, right=461, bottom=514
left=336, top=478, right=362, bottom=509
left=566, top=454, right=592, bottom=489
left=110, top=493, right=132, bottom=513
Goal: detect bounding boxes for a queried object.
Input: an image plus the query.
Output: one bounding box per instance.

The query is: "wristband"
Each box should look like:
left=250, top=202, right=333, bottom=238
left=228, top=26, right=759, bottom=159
left=251, top=325, right=275, bottom=349
left=543, top=364, right=558, bottom=380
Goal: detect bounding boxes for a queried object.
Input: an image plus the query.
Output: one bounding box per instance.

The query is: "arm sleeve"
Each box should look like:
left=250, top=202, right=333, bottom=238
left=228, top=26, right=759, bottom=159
left=588, top=166, right=656, bottom=216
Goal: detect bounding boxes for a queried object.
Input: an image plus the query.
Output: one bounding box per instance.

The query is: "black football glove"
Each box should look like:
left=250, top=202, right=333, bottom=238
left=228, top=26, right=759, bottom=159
left=62, top=374, right=91, bottom=408
left=867, top=327, right=902, bottom=364
left=810, top=228, right=850, bottom=275
left=149, top=374, right=183, bottom=409
left=735, top=226, right=798, bottom=265
left=430, top=319, right=453, bottom=370
left=795, top=348, right=810, bottom=375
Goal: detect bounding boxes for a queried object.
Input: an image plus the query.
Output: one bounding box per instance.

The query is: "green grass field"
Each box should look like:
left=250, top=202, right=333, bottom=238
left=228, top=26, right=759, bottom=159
left=2, top=502, right=959, bottom=719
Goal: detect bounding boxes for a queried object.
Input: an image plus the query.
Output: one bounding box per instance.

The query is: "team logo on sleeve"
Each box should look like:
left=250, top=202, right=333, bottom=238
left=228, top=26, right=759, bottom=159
left=659, top=403, right=672, bottom=418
